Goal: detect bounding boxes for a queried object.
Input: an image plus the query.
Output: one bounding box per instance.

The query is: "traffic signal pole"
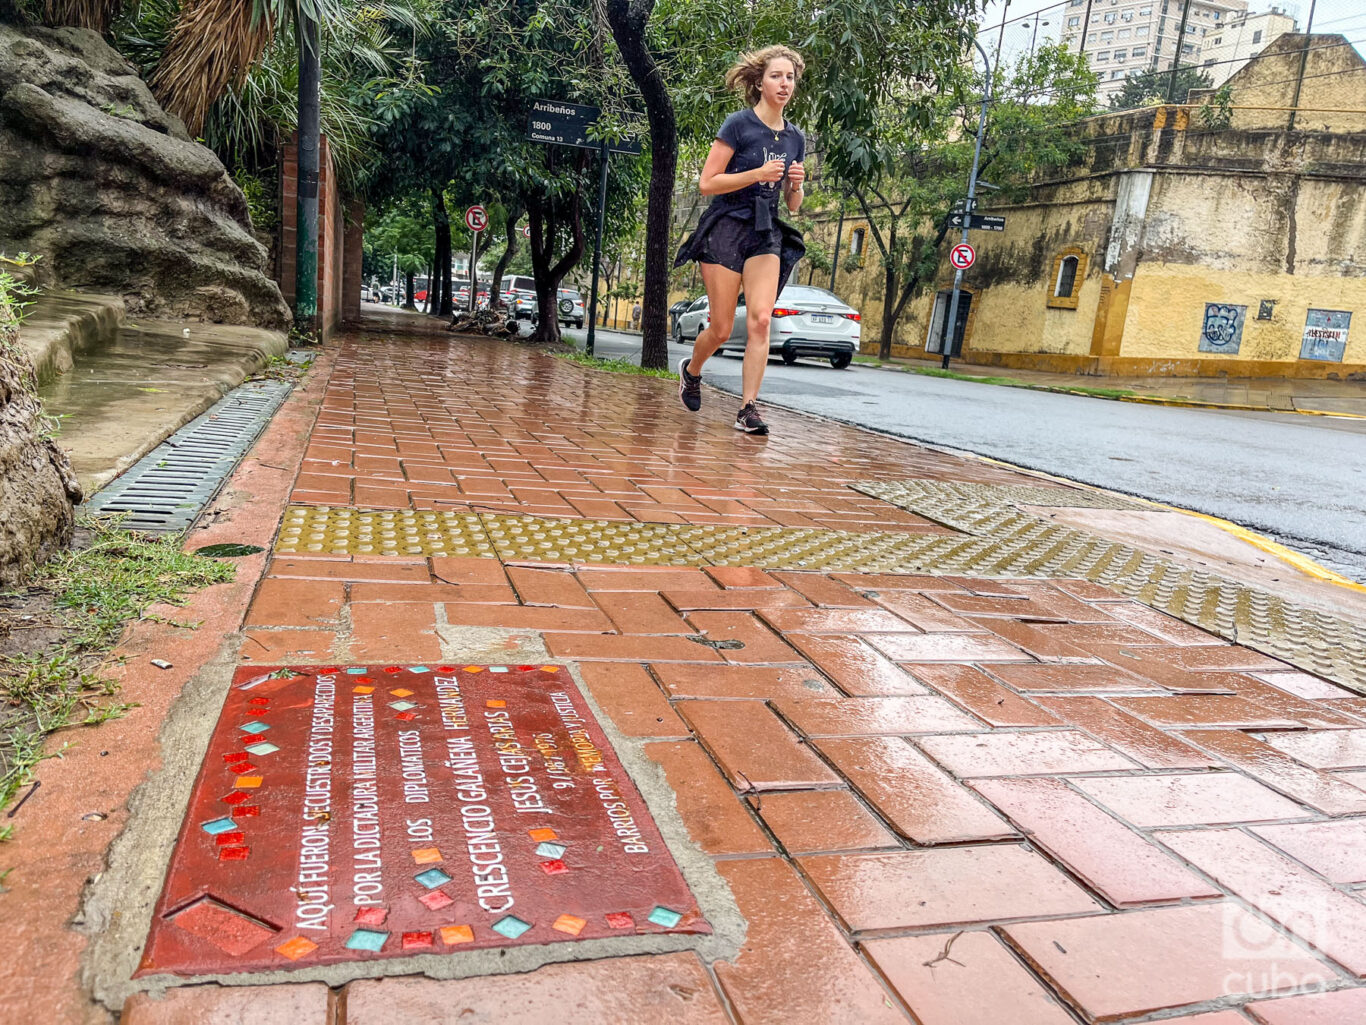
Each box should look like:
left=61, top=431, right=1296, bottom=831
left=942, top=38, right=992, bottom=369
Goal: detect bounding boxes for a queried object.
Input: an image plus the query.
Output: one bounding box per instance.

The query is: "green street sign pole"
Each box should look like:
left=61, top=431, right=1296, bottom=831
left=586, top=139, right=610, bottom=357
left=294, top=14, right=321, bottom=335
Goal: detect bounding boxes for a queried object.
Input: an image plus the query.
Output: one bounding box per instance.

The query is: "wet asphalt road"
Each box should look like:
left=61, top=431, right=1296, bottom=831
left=566, top=326, right=1366, bottom=584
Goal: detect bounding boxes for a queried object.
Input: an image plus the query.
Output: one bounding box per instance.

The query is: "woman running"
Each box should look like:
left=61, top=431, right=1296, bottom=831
left=674, top=45, right=807, bottom=436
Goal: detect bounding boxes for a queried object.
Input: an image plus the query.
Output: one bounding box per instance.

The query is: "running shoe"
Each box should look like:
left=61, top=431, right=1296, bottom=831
left=678, top=357, right=702, bottom=411
left=734, top=401, right=769, bottom=435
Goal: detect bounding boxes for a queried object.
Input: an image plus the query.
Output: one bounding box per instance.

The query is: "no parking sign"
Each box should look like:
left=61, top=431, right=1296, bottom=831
left=465, top=205, right=488, bottom=232
left=950, top=243, right=976, bottom=270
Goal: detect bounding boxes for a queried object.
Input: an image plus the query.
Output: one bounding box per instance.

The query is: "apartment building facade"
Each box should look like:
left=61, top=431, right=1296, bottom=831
left=1200, top=7, right=1299, bottom=86
left=1061, top=0, right=1249, bottom=101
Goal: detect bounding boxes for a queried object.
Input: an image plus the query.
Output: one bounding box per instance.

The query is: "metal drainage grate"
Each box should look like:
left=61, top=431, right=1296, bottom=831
left=84, top=380, right=292, bottom=532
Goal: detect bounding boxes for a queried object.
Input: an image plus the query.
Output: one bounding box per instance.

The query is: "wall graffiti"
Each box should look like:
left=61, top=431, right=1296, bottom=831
left=1198, top=302, right=1247, bottom=354
left=1299, top=309, right=1351, bottom=362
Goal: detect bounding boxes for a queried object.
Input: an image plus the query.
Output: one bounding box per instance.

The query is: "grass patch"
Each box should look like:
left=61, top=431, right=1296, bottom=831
left=555, top=349, right=679, bottom=380
left=0, top=521, right=235, bottom=813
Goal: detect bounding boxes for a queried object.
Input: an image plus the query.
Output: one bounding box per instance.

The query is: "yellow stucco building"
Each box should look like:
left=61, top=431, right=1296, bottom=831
left=825, top=33, right=1366, bottom=379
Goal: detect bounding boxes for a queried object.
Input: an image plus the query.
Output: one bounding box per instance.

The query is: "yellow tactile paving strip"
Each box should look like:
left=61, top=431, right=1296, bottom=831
left=273, top=506, right=948, bottom=569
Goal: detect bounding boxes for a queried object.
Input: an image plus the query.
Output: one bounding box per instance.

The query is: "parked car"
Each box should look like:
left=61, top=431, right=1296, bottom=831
left=510, top=289, right=538, bottom=320
left=668, top=299, right=691, bottom=336
left=532, top=288, right=584, bottom=329
left=673, top=295, right=710, bottom=343
left=719, top=284, right=860, bottom=368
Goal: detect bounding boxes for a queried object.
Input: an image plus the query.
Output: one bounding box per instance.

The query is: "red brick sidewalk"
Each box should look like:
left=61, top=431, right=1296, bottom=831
left=24, top=331, right=1366, bottom=1024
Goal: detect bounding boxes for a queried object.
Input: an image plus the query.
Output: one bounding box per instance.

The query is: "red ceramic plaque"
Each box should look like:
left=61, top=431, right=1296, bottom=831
left=138, top=665, right=706, bottom=976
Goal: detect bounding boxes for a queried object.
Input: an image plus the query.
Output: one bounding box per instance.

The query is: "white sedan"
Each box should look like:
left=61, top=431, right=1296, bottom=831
left=674, top=285, right=861, bottom=369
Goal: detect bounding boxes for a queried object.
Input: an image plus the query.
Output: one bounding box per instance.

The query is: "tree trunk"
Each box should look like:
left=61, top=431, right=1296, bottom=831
left=605, top=0, right=676, bottom=370
left=489, top=202, right=523, bottom=308
left=434, top=188, right=453, bottom=317
left=422, top=263, right=431, bottom=313
left=403, top=270, right=417, bottom=310
left=879, top=266, right=898, bottom=360
left=525, top=183, right=586, bottom=346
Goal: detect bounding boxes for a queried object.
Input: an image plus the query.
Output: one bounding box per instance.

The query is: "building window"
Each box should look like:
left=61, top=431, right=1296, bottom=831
left=850, top=227, right=865, bottom=258
left=1096, top=51, right=1110, bottom=61
left=1101, top=30, right=1114, bottom=41
left=1111, top=69, right=1125, bottom=78
left=1132, top=46, right=1147, bottom=57
left=1252, top=29, right=1262, bottom=43
left=1047, top=250, right=1087, bottom=310
left=1118, top=27, right=1131, bottom=38
left=1182, top=42, right=1195, bottom=54
left=1104, top=11, right=1116, bottom=23
left=1136, top=25, right=1149, bottom=37
left=1068, top=16, right=1080, bottom=27
left=1114, top=49, right=1127, bottom=59
left=1212, top=35, right=1221, bottom=44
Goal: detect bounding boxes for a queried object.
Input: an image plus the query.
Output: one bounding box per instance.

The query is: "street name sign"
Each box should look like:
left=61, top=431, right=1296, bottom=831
left=950, top=243, right=977, bottom=270
left=947, top=213, right=1006, bottom=232
left=527, top=99, right=643, bottom=155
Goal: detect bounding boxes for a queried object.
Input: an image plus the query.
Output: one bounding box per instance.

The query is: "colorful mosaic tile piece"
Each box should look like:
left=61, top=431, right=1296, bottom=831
left=535, top=841, right=567, bottom=859
left=346, top=668, right=368, bottom=675
left=605, top=912, right=634, bottom=930
left=539, top=859, right=568, bottom=875
left=407, top=667, right=430, bottom=674
left=552, top=914, right=587, bottom=936
left=418, top=890, right=453, bottom=911
left=411, top=847, right=443, bottom=865
left=354, top=907, right=388, bottom=926
left=463, top=666, right=485, bottom=673
left=541, top=666, right=561, bottom=673
left=389, top=700, right=417, bottom=711
left=383, top=666, right=402, bottom=674
left=356, top=676, right=375, bottom=684
left=648, top=906, right=683, bottom=928
left=345, top=928, right=389, bottom=952
left=246, top=709, right=269, bottom=717
left=401, top=931, right=433, bottom=950
left=245, top=742, right=279, bottom=756
left=222, top=791, right=250, bottom=805
left=389, top=689, right=414, bottom=698
left=353, top=685, right=375, bottom=695
left=234, top=775, right=263, bottom=789
left=489, top=666, right=509, bottom=673
left=440, top=924, right=474, bottom=945
left=231, top=805, right=259, bottom=818
left=276, top=936, right=318, bottom=961
left=414, top=868, right=452, bottom=889
left=239, top=721, right=271, bottom=735
left=491, top=915, right=531, bottom=939
left=528, top=827, right=558, bottom=843
left=486, top=699, right=507, bottom=708
left=223, top=752, right=250, bottom=764
left=219, top=845, right=250, bottom=861
left=436, top=665, right=458, bottom=673
left=215, top=831, right=246, bottom=846
left=248, top=696, right=270, bottom=707
left=395, top=711, right=417, bottom=721
left=200, top=817, right=239, bottom=835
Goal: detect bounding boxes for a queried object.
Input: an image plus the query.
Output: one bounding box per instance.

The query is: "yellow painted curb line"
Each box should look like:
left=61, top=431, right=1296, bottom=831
left=972, top=455, right=1366, bottom=594
left=1171, top=509, right=1366, bottom=594
left=1115, top=393, right=1366, bottom=421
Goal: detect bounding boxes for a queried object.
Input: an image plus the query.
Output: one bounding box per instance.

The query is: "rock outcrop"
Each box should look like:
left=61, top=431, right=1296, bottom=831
left=0, top=24, right=290, bottom=329
left=0, top=265, right=80, bottom=586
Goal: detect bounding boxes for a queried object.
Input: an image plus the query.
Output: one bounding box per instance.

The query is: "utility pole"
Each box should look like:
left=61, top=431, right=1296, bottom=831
left=1165, top=0, right=1195, bottom=103
left=1079, top=0, right=1095, bottom=54
left=993, top=0, right=1010, bottom=85
left=294, top=12, right=321, bottom=335
left=1288, top=0, right=1317, bottom=130
left=829, top=189, right=847, bottom=294
left=942, top=38, right=992, bottom=370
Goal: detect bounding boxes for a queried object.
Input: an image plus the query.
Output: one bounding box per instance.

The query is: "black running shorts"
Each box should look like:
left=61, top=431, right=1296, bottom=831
left=699, top=216, right=783, bottom=273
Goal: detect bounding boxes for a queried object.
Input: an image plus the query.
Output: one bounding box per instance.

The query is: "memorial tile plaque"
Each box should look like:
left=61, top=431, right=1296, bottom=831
left=139, top=665, right=707, bottom=976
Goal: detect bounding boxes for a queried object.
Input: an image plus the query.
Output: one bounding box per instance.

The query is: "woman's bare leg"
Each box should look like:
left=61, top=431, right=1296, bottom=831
left=687, top=262, right=743, bottom=377
left=739, top=254, right=781, bottom=405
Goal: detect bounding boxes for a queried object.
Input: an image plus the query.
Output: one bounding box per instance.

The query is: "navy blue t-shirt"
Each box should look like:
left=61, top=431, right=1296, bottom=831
left=713, top=108, right=805, bottom=226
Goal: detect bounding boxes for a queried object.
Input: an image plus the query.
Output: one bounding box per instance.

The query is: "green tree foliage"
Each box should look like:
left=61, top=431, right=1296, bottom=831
left=1108, top=65, right=1213, bottom=109
left=848, top=43, right=1099, bottom=357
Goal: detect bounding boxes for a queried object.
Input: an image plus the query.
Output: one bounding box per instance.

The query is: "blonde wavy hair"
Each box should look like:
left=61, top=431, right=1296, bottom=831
left=724, top=45, right=806, bottom=107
